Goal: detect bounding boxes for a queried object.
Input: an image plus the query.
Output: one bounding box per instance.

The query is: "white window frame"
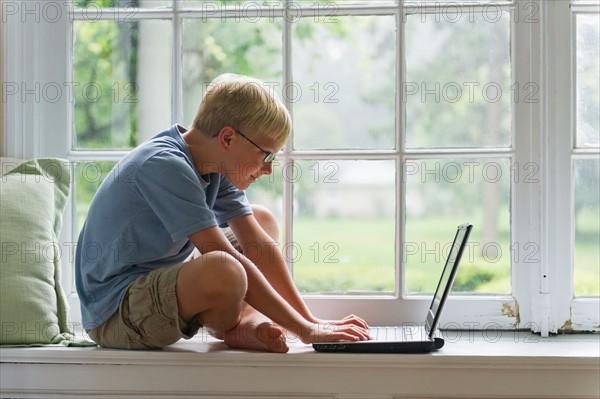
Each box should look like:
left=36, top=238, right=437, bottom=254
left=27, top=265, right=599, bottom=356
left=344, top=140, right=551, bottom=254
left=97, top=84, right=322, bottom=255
left=2, top=0, right=598, bottom=334
left=544, top=0, right=600, bottom=332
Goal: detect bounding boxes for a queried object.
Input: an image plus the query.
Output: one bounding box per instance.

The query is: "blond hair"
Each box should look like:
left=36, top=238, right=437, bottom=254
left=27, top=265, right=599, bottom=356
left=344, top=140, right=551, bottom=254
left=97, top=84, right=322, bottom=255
left=192, top=74, right=291, bottom=145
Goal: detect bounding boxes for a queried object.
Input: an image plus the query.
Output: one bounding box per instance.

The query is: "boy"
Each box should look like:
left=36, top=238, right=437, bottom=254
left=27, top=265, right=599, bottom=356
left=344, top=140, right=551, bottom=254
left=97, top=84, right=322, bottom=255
left=76, top=73, right=371, bottom=352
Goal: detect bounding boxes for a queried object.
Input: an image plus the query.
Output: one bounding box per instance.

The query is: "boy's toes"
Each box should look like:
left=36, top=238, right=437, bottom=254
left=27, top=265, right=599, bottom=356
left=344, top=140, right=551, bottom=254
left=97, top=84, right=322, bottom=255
left=256, top=322, right=289, bottom=353
left=223, top=321, right=289, bottom=353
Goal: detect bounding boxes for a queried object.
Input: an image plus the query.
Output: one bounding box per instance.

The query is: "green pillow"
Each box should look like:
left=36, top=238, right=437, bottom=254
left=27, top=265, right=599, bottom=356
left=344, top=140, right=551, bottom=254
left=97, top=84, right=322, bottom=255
left=0, top=158, right=74, bottom=345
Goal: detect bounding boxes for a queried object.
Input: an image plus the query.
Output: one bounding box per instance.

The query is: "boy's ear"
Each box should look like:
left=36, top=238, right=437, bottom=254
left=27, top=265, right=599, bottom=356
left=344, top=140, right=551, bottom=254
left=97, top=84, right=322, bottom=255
left=218, top=126, right=235, bottom=149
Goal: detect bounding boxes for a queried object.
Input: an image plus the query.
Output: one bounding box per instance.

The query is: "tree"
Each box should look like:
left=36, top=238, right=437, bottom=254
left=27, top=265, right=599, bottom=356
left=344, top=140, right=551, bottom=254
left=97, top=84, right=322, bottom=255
left=74, top=0, right=139, bottom=149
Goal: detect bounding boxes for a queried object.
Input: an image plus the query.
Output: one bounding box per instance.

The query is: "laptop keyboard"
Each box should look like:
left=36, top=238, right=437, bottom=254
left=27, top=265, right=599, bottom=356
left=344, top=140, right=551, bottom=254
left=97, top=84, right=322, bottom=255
left=369, top=326, right=429, bottom=342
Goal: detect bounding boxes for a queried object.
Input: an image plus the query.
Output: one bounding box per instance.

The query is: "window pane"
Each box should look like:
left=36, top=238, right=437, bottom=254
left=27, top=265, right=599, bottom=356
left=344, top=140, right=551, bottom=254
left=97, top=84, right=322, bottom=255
left=405, top=10, right=512, bottom=148
left=293, top=160, right=396, bottom=293
left=244, top=161, right=284, bottom=233
left=576, top=14, right=600, bottom=148
left=292, top=16, right=396, bottom=150
left=574, top=158, right=600, bottom=297
left=182, top=18, right=283, bottom=126
left=74, top=161, right=117, bottom=235
left=73, top=20, right=173, bottom=149
left=404, top=158, right=511, bottom=294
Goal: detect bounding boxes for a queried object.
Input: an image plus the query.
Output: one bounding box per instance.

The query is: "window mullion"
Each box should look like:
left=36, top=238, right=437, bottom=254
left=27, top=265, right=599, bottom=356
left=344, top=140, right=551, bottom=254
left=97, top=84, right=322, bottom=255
left=507, top=0, right=542, bottom=334
left=282, top=0, right=294, bottom=274
left=69, top=8, right=175, bottom=20
left=173, top=6, right=182, bottom=125
left=401, top=1, right=514, bottom=16
left=541, top=0, right=575, bottom=334
left=398, top=1, right=406, bottom=298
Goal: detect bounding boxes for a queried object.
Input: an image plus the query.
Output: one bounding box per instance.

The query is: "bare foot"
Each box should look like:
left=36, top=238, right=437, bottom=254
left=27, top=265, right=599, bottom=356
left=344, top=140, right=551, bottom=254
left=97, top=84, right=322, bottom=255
left=224, top=321, right=289, bottom=353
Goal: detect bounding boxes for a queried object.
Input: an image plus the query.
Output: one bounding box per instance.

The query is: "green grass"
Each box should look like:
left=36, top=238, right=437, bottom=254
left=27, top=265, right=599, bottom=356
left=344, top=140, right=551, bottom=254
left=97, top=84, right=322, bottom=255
left=292, top=217, right=396, bottom=293
left=574, top=208, right=600, bottom=296
left=292, top=216, right=512, bottom=294
left=292, top=216, right=598, bottom=296
left=74, top=198, right=598, bottom=296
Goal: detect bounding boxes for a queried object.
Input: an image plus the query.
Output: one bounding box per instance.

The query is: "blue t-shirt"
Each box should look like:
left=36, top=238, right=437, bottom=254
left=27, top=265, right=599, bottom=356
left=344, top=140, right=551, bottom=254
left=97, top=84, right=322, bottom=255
left=76, top=125, right=252, bottom=330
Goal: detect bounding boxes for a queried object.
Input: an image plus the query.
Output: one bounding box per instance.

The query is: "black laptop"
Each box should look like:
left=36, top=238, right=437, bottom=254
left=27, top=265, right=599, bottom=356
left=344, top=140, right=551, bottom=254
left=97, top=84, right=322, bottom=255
left=313, top=223, right=473, bottom=353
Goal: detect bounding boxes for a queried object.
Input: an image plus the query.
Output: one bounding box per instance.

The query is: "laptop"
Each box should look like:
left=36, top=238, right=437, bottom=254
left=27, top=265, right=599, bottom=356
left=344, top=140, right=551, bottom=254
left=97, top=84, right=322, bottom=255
left=313, top=223, right=473, bottom=353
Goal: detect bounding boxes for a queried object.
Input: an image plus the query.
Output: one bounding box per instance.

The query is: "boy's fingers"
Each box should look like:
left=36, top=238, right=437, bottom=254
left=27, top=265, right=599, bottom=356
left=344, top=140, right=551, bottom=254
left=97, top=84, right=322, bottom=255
left=332, top=332, right=361, bottom=342
left=338, top=324, right=371, bottom=341
left=340, top=314, right=369, bottom=329
left=312, top=322, right=371, bottom=342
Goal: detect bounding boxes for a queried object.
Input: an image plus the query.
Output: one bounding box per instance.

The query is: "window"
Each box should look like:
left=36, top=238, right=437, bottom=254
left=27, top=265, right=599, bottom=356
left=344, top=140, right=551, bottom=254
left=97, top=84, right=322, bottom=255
left=2, top=0, right=598, bottom=334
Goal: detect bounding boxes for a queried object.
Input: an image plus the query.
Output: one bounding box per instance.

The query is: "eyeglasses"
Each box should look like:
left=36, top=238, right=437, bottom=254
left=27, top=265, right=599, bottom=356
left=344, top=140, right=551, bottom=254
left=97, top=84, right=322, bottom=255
left=234, top=128, right=276, bottom=163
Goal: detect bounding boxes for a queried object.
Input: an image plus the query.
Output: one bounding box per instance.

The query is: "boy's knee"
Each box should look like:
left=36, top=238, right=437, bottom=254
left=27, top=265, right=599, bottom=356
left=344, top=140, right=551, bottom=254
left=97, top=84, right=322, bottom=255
left=202, top=251, right=247, bottom=299
left=251, top=204, right=275, bottom=223
left=251, top=204, right=279, bottom=241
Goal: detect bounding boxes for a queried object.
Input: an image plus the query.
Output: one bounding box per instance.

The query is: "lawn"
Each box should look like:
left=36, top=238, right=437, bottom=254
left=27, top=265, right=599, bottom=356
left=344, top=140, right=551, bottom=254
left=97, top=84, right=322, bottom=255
left=574, top=207, right=600, bottom=296
left=292, top=216, right=599, bottom=296
left=292, top=217, right=396, bottom=293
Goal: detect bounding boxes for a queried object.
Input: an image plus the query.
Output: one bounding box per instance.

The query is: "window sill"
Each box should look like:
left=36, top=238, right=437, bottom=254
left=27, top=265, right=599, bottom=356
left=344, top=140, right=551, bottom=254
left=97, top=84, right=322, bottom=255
left=1, top=330, right=599, bottom=399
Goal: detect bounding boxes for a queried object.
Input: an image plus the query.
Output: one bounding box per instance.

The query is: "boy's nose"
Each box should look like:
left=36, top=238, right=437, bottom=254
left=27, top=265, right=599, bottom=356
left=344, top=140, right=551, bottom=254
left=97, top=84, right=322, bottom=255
left=261, top=162, right=273, bottom=175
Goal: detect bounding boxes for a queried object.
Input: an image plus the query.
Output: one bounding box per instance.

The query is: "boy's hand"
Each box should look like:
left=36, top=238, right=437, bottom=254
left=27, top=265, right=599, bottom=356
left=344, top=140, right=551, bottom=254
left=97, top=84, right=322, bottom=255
left=314, top=314, right=370, bottom=331
left=298, top=321, right=372, bottom=344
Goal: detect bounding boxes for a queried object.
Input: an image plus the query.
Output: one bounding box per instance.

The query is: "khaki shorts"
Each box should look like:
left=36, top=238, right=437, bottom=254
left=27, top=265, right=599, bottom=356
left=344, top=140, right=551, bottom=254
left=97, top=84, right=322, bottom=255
left=87, top=264, right=201, bottom=349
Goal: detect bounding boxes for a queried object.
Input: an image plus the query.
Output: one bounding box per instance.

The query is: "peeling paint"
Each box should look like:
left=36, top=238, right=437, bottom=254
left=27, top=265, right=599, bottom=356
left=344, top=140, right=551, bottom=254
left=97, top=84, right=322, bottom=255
left=561, top=319, right=573, bottom=331
left=501, top=302, right=521, bottom=327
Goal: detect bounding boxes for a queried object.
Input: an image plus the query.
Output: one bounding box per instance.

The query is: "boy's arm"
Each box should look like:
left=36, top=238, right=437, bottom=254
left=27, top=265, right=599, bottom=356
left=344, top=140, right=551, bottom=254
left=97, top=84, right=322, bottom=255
left=227, top=214, right=315, bottom=322
left=228, top=214, right=368, bottom=330
left=188, top=226, right=368, bottom=343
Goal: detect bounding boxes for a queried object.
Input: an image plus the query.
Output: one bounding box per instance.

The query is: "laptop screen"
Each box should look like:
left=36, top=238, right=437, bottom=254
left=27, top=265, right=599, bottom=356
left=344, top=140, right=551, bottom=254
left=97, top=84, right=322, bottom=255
left=426, top=224, right=472, bottom=337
